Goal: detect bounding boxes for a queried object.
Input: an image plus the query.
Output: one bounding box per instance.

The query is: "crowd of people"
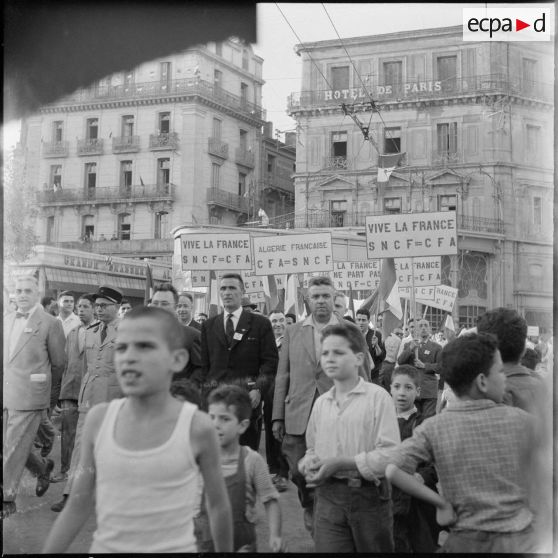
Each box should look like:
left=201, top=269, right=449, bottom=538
left=2, top=273, right=553, bottom=553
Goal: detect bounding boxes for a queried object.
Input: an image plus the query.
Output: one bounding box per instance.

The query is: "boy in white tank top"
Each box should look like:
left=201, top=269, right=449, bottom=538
left=43, top=306, right=233, bottom=553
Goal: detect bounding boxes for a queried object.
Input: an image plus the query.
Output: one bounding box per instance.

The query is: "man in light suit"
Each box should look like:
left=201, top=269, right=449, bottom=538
left=272, top=276, right=370, bottom=529
left=3, top=275, right=66, bottom=519
left=199, top=273, right=278, bottom=450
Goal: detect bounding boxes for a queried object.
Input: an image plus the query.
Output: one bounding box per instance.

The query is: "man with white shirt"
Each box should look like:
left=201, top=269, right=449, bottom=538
left=56, top=291, right=81, bottom=338
left=3, top=275, right=66, bottom=519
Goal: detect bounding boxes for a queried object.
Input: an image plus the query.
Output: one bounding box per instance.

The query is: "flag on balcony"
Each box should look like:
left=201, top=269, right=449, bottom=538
left=377, top=152, right=405, bottom=183
left=144, top=260, right=153, bottom=304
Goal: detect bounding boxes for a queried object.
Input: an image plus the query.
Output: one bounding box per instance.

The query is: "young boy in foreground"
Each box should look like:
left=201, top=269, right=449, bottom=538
left=298, top=321, right=400, bottom=552
left=383, top=333, right=539, bottom=553
left=194, top=385, right=283, bottom=552
left=43, top=306, right=233, bottom=553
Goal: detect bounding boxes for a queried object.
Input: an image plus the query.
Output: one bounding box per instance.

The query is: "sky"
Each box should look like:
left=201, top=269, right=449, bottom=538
left=3, top=3, right=553, bottom=149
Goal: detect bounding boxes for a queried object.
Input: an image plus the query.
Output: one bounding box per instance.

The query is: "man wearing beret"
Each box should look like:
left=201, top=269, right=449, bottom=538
left=51, top=286, right=122, bottom=512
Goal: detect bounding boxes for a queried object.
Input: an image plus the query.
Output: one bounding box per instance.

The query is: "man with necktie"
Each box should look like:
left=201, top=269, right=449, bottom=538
left=3, top=275, right=66, bottom=519
left=200, top=273, right=278, bottom=451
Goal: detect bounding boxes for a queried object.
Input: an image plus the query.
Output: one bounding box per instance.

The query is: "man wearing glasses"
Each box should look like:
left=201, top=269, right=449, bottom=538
left=51, top=286, right=122, bottom=512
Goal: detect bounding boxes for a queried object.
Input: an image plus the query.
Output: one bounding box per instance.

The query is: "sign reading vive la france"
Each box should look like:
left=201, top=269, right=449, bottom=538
left=366, top=211, right=458, bottom=258
left=253, top=233, right=333, bottom=276
left=181, top=234, right=252, bottom=270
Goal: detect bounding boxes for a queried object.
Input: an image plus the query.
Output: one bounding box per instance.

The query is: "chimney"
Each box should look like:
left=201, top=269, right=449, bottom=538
left=284, top=132, right=296, bottom=147
left=263, top=122, right=273, bottom=139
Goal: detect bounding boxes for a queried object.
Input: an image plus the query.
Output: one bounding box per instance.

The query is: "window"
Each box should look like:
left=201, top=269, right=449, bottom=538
left=238, top=172, right=247, bottom=196
left=383, top=61, right=402, bottom=86
left=384, top=197, right=401, bottom=213
left=331, top=132, right=347, bottom=158
left=239, top=129, right=248, bottom=151
left=437, top=123, right=458, bottom=155
left=525, top=125, right=540, bottom=155
left=439, top=194, right=457, bottom=211
left=212, top=118, right=222, bottom=140
left=423, top=307, right=446, bottom=332
left=211, top=163, right=220, bottom=188
left=86, top=118, right=99, bottom=140
left=267, top=154, right=276, bottom=174
left=522, top=58, right=536, bottom=93
left=240, top=82, right=248, bottom=105
left=118, top=213, right=131, bottom=240
left=157, top=158, right=170, bottom=186
left=85, top=163, right=97, bottom=189
left=242, top=49, right=249, bottom=71
left=122, top=115, right=134, bottom=137
left=155, top=211, right=169, bottom=239
left=46, top=216, right=55, bottom=243
left=50, top=165, right=62, bottom=189
left=330, top=200, right=347, bottom=227
left=52, top=121, right=63, bottom=143
left=533, top=197, right=542, bottom=226
left=459, top=306, right=487, bottom=330
left=436, top=55, right=457, bottom=90
left=120, top=161, right=132, bottom=191
left=160, top=62, right=171, bottom=85
left=384, top=127, right=401, bottom=154
left=82, top=215, right=95, bottom=241
left=331, top=66, right=350, bottom=90
left=215, top=42, right=222, bottom=56
left=159, top=112, right=170, bottom=134
left=214, top=69, right=223, bottom=89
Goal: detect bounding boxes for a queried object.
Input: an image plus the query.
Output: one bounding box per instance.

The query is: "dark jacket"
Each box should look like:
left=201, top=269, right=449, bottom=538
left=397, top=338, right=442, bottom=399
left=199, top=309, right=278, bottom=393
left=365, top=329, right=386, bottom=370
left=173, top=324, right=202, bottom=383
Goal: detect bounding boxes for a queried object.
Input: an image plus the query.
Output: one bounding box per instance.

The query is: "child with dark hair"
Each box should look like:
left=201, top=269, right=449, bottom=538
left=195, top=384, right=283, bottom=552
left=298, top=321, right=400, bottom=552
left=390, top=365, right=439, bottom=552
left=361, top=333, right=541, bottom=553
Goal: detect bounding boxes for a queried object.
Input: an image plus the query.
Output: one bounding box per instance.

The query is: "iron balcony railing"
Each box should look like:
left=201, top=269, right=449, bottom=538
left=36, top=183, right=175, bottom=205
left=206, top=187, right=249, bottom=213
left=112, top=135, right=141, bottom=153
left=77, top=138, right=104, bottom=156
left=324, top=156, right=349, bottom=170
left=288, top=73, right=553, bottom=112
left=431, top=150, right=463, bottom=165
left=149, top=132, right=179, bottom=150
left=267, top=209, right=504, bottom=234
left=52, top=78, right=264, bottom=119
left=42, top=141, right=69, bottom=157
left=258, top=180, right=295, bottom=204
left=235, top=148, right=255, bottom=168
left=208, top=137, right=229, bottom=159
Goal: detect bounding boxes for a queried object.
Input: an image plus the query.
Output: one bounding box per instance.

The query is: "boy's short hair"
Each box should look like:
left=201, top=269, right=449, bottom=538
left=321, top=321, right=366, bottom=354
left=78, top=293, right=96, bottom=305
left=441, top=333, right=499, bottom=396
left=285, top=313, right=296, bottom=323
left=356, top=308, right=370, bottom=319
left=170, top=379, right=202, bottom=406
left=520, top=347, right=540, bottom=371
left=58, top=290, right=74, bottom=300
left=122, top=305, right=185, bottom=351
left=391, top=364, right=422, bottom=387
left=41, top=296, right=56, bottom=307
left=152, top=283, right=179, bottom=304
left=476, top=307, right=527, bottom=364
left=207, top=384, right=252, bottom=422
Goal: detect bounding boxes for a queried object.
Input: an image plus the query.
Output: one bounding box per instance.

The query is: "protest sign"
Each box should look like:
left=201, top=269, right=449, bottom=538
left=301, top=271, right=332, bottom=288
left=366, top=211, right=458, bottom=258
left=395, top=257, right=441, bottom=287
left=244, top=270, right=269, bottom=295
left=253, top=233, right=333, bottom=276
left=332, top=260, right=381, bottom=291
left=191, top=270, right=211, bottom=287
left=399, top=285, right=436, bottom=301
left=181, top=234, right=252, bottom=270
left=527, top=325, right=540, bottom=337
left=432, top=285, right=458, bottom=312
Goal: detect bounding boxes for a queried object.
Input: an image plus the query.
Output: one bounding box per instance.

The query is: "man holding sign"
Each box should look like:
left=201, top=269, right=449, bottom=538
left=397, top=319, right=442, bottom=419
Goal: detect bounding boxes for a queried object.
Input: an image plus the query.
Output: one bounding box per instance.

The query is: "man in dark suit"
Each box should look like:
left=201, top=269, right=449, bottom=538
left=397, top=318, right=442, bottom=419
left=177, top=291, right=201, bottom=331
left=200, top=273, right=278, bottom=450
left=3, top=275, right=66, bottom=518
left=355, top=308, right=386, bottom=384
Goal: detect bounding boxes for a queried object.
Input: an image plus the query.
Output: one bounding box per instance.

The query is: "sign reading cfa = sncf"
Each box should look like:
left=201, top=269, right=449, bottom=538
left=365, top=212, right=458, bottom=259
left=463, top=7, right=552, bottom=41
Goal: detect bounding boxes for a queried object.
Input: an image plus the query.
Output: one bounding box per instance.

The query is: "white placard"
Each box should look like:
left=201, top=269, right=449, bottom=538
left=274, top=275, right=287, bottom=289
left=248, top=292, right=266, bottom=303
left=399, top=286, right=436, bottom=301
left=181, top=234, right=252, bottom=270
left=332, top=260, right=381, bottom=291
left=366, top=211, right=458, bottom=258
left=395, top=257, right=442, bottom=287
left=191, top=270, right=211, bottom=287
left=243, top=270, right=268, bottom=294
left=432, top=285, right=458, bottom=312
left=253, top=233, right=333, bottom=276
left=527, top=325, right=540, bottom=337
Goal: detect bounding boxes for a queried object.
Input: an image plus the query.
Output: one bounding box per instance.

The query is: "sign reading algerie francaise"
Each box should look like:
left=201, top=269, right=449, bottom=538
left=253, top=233, right=333, bottom=276
left=366, top=211, right=458, bottom=258
left=181, top=234, right=252, bottom=270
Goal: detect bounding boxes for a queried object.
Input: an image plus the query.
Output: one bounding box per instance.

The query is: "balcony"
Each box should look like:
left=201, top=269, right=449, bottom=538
left=112, top=135, right=140, bottom=153
left=51, top=238, right=174, bottom=257
left=208, top=137, right=229, bottom=159
left=287, top=73, right=553, bottom=112
left=36, top=183, right=175, bottom=206
left=458, top=215, right=504, bottom=234
left=431, top=150, right=463, bottom=166
left=42, top=141, right=69, bottom=158
left=52, top=78, right=264, bottom=120
left=77, top=138, right=103, bottom=156
left=259, top=180, right=295, bottom=204
left=149, top=132, right=179, bottom=151
left=324, top=156, right=349, bottom=170
left=206, top=187, right=248, bottom=213
left=235, top=147, right=255, bottom=168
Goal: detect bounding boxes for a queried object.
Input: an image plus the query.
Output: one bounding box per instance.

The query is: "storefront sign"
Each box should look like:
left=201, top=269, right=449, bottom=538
left=323, top=81, right=442, bottom=102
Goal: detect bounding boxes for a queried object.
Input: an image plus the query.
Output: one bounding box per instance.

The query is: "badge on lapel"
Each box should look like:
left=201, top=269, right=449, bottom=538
left=233, top=332, right=244, bottom=341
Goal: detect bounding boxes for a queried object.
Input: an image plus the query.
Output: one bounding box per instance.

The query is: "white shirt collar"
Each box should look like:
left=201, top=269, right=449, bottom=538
left=224, top=306, right=243, bottom=321
left=396, top=405, right=418, bottom=420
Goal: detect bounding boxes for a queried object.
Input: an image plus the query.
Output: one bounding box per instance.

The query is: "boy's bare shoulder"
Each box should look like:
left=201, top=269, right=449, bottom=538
left=190, top=408, right=214, bottom=437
